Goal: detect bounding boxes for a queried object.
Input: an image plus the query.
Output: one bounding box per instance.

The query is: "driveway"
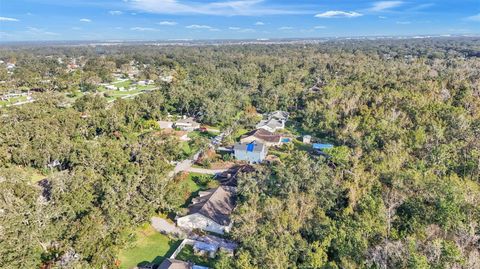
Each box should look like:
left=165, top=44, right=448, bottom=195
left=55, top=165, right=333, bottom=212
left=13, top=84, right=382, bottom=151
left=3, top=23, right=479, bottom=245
left=151, top=217, right=185, bottom=237
left=168, top=148, right=205, bottom=177
left=185, top=167, right=228, bottom=175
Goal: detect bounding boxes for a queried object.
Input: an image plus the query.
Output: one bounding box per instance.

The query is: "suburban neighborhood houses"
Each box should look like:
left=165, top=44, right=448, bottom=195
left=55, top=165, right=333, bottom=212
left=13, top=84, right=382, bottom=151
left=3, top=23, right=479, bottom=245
left=128, top=108, right=339, bottom=269
left=2, top=51, right=340, bottom=268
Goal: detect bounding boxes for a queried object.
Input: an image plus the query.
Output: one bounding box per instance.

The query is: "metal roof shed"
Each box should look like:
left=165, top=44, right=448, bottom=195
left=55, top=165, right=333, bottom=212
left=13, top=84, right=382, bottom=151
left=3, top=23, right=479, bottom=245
left=193, top=241, right=219, bottom=252
left=312, top=143, right=334, bottom=150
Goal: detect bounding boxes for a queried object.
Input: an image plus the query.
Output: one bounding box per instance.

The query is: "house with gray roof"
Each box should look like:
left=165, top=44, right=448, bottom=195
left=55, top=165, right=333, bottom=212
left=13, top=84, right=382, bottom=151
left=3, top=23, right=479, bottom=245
left=240, top=129, right=282, bottom=147
left=177, top=186, right=236, bottom=235
left=174, top=117, right=200, bottom=132
left=256, top=111, right=289, bottom=132
left=268, top=110, right=289, bottom=121
left=234, top=141, right=267, bottom=163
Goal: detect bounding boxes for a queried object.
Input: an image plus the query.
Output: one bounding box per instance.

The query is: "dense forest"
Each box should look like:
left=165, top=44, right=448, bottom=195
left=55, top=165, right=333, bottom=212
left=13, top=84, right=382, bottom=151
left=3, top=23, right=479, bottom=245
left=0, top=38, right=479, bottom=268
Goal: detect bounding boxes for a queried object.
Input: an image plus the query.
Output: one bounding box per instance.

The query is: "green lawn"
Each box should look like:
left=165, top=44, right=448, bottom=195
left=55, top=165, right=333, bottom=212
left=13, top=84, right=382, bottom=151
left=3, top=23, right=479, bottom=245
left=108, top=88, right=143, bottom=97
left=112, top=80, right=132, bottom=88
left=0, top=95, right=28, bottom=106
left=188, top=131, right=217, bottom=140
left=180, top=173, right=218, bottom=209
left=28, top=169, right=47, bottom=183
left=180, top=141, right=193, bottom=156
left=137, top=85, right=156, bottom=91
left=187, top=172, right=218, bottom=190
left=176, top=245, right=217, bottom=268
left=118, top=225, right=181, bottom=269
left=232, top=128, right=250, bottom=141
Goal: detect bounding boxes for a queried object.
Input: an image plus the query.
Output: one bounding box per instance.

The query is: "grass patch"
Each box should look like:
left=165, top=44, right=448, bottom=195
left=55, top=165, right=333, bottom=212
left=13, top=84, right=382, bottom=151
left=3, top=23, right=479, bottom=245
left=136, top=85, right=156, bottom=91
left=180, top=173, right=218, bottom=209
left=180, top=142, right=193, bottom=156
left=112, top=80, right=132, bottom=88
left=292, top=139, right=313, bottom=152
left=176, top=245, right=217, bottom=268
left=188, top=131, right=216, bottom=140
left=0, top=96, right=28, bottom=106
left=118, top=224, right=181, bottom=269
left=232, top=128, right=250, bottom=141
left=108, top=88, right=143, bottom=97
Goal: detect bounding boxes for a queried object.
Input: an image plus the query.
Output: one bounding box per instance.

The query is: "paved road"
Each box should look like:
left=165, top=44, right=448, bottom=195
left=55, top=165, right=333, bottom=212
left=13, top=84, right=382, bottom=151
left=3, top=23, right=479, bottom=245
left=168, top=151, right=202, bottom=178
left=185, top=167, right=228, bottom=175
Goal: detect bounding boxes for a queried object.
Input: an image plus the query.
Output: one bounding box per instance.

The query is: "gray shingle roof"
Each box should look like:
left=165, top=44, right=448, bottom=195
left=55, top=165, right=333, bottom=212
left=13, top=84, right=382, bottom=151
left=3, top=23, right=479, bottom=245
left=188, top=186, right=237, bottom=226
left=256, top=118, right=284, bottom=130
left=241, top=129, right=281, bottom=143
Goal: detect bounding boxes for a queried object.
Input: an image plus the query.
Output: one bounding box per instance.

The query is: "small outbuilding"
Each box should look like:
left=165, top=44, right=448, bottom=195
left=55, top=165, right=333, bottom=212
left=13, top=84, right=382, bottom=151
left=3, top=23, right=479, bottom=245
left=193, top=241, right=218, bottom=258
left=312, top=143, right=334, bottom=150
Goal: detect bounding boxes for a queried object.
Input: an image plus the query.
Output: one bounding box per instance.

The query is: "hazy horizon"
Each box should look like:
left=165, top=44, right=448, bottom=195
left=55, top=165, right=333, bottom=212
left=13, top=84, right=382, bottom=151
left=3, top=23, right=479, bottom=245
left=1, top=0, right=479, bottom=41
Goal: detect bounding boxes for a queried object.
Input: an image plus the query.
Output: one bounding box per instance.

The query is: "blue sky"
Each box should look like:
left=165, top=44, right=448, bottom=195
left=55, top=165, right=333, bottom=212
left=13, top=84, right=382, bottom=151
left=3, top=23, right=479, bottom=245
left=0, top=0, right=479, bottom=41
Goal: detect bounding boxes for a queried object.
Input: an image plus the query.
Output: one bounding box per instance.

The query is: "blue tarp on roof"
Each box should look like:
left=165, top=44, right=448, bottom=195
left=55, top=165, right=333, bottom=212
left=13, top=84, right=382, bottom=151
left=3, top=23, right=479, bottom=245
left=246, top=143, right=255, bottom=152
left=194, top=241, right=218, bottom=252
left=312, top=143, right=334, bottom=150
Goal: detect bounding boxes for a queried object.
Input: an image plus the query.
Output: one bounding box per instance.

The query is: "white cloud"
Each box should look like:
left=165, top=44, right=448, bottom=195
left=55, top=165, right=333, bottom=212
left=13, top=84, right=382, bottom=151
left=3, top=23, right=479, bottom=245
left=79, top=18, right=92, bottom=22
left=255, top=21, right=265, bottom=25
left=379, top=16, right=388, bottom=19
left=186, top=24, right=212, bottom=29
left=314, top=26, right=327, bottom=29
left=109, top=10, right=123, bottom=15
left=72, top=27, right=82, bottom=30
left=396, top=21, right=411, bottom=24
left=466, top=13, right=480, bottom=22
left=26, top=27, right=59, bottom=36
left=185, top=24, right=219, bottom=31
left=368, top=1, right=403, bottom=12
left=158, top=21, right=178, bottom=25
left=130, top=27, right=159, bottom=31
left=128, top=0, right=307, bottom=16
left=239, top=28, right=255, bottom=33
left=229, top=27, right=255, bottom=32
left=315, top=11, right=363, bottom=18
left=0, top=16, right=19, bottom=22
left=278, top=26, right=293, bottom=30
